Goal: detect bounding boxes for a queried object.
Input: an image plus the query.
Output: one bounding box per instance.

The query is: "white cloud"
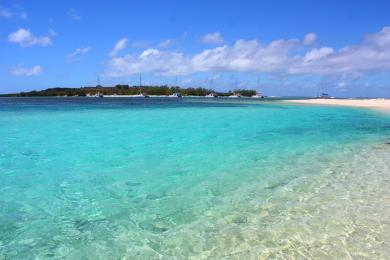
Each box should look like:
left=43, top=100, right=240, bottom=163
left=109, top=38, right=128, bottom=56
left=304, top=47, right=334, bottom=62
left=291, top=26, right=390, bottom=75
left=364, top=26, right=390, bottom=47
left=67, top=9, right=81, bottom=20
left=159, top=39, right=175, bottom=48
left=192, top=39, right=299, bottom=72
left=303, top=33, right=317, bottom=45
left=8, top=28, right=54, bottom=47
left=104, top=26, right=390, bottom=79
left=67, top=47, right=90, bottom=61
left=11, top=65, right=43, bottom=76
left=105, top=48, right=191, bottom=76
left=201, top=31, right=224, bottom=44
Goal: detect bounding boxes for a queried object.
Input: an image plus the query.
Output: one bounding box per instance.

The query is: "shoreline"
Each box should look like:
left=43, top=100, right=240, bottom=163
left=285, top=98, right=390, bottom=112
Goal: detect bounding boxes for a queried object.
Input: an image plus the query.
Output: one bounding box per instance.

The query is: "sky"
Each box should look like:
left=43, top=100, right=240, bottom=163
left=1, top=0, right=390, bottom=97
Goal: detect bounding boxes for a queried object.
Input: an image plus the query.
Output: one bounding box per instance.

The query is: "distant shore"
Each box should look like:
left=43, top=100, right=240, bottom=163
left=285, top=98, right=390, bottom=112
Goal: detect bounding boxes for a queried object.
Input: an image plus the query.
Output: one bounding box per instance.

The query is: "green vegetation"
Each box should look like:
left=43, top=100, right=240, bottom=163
left=233, top=89, right=257, bottom=97
left=0, top=85, right=258, bottom=97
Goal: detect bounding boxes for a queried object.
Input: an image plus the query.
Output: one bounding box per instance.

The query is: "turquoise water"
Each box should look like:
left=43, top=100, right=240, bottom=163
left=0, top=97, right=389, bottom=259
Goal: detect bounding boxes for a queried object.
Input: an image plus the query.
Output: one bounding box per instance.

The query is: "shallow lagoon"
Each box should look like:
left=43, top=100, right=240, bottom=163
left=0, top=97, right=389, bottom=258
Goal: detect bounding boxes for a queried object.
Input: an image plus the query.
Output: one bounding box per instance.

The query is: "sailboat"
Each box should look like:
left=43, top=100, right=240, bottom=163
left=135, top=73, right=149, bottom=98
left=169, top=76, right=182, bottom=97
left=316, top=93, right=330, bottom=99
left=252, top=77, right=264, bottom=98
left=229, top=78, right=242, bottom=98
left=315, top=84, right=331, bottom=99
left=205, top=77, right=218, bottom=98
left=94, top=92, right=104, bottom=98
left=94, top=75, right=104, bottom=98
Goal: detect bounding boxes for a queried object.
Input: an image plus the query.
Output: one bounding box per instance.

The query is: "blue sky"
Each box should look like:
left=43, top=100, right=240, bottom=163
left=1, top=0, right=390, bottom=97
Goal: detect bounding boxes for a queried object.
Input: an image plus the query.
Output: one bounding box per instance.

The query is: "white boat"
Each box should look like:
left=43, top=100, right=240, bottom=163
left=229, top=93, right=241, bottom=98
left=169, top=93, right=182, bottom=98
left=94, top=92, right=104, bottom=98
left=205, top=93, right=218, bottom=98
left=134, top=93, right=149, bottom=98
left=252, top=92, right=264, bottom=98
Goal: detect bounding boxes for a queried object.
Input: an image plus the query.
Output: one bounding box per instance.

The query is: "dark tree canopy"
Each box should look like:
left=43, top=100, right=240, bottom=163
left=0, top=85, right=259, bottom=97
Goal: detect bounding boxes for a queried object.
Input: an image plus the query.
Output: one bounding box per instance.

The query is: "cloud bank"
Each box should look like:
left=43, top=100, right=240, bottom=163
left=104, top=27, right=390, bottom=78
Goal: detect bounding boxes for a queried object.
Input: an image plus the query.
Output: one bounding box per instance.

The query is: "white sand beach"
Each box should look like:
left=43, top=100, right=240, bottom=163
left=286, top=98, right=390, bottom=111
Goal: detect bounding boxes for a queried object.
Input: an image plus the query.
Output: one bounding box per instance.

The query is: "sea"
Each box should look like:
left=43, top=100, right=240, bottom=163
left=0, top=97, right=389, bottom=259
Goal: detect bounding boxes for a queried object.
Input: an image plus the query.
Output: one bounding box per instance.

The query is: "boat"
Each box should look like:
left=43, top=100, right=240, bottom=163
left=228, top=93, right=241, bottom=98
left=252, top=92, right=264, bottom=98
left=94, top=92, right=104, bottom=98
left=135, top=73, right=149, bottom=97
left=134, top=93, right=150, bottom=98
left=169, top=92, right=182, bottom=98
left=205, top=93, right=218, bottom=98
left=253, top=78, right=265, bottom=98
left=315, top=84, right=332, bottom=99
left=316, top=93, right=331, bottom=99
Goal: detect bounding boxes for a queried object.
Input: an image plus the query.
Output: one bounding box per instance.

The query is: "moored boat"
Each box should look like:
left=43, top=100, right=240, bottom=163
left=316, top=93, right=331, bottom=99
left=205, top=93, right=218, bottom=98
left=169, top=93, right=182, bottom=98
left=134, top=93, right=150, bottom=98
left=229, top=93, right=241, bottom=98
left=252, top=92, right=264, bottom=98
left=94, top=92, right=104, bottom=98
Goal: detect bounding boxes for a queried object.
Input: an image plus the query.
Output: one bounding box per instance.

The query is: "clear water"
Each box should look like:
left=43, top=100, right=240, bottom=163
left=0, top=97, right=389, bottom=259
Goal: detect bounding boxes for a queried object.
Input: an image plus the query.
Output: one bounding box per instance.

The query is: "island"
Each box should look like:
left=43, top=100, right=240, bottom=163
left=0, top=85, right=259, bottom=97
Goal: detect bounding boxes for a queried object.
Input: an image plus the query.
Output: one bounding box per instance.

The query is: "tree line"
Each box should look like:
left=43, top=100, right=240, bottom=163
left=0, top=85, right=258, bottom=97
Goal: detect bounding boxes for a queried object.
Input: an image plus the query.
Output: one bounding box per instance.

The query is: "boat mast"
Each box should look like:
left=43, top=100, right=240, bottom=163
left=319, top=83, right=325, bottom=96
left=97, top=75, right=101, bottom=86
